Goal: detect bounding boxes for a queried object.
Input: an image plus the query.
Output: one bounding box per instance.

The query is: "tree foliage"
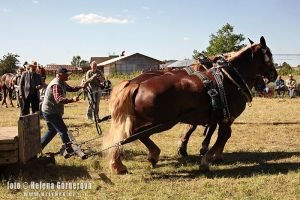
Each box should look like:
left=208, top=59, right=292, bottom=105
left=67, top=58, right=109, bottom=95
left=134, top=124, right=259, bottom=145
left=277, top=62, right=300, bottom=75
left=71, top=55, right=89, bottom=67
left=193, top=23, right=246, bottom=59
left=71, top=55, right=81, bottom=66
left=0, top=53, right=20, bottom=75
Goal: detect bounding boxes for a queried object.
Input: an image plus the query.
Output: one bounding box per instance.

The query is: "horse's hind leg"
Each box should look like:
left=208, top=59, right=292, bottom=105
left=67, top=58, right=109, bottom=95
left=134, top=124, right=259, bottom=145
left=200, top=123, right=217, bottom=156
left=140, top=137, right=161, bottom=168
left=177, top=124, right=197, bottom=158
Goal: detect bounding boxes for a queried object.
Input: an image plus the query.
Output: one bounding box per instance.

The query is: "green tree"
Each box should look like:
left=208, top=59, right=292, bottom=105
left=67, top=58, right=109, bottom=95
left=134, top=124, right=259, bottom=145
left=71, top=55, right=81, bottom=66
left=0, top=53, right=20, bottom=75
left=204, top=23, right=246, bottom=56
left=80, top=60, right=89, bottom=67
left=192, top=50, right=202, bottom=60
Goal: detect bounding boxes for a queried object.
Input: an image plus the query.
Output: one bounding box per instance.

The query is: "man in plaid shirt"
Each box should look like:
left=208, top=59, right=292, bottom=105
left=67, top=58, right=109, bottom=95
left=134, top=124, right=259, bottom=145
left=41, top=67, right=85, bottom=158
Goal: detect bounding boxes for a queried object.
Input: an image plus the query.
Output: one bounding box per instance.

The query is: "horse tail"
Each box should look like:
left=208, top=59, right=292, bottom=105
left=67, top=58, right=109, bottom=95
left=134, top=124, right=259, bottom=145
left=102, top=82, right=139, bottom=154
left=108, top=80, right=130, bottom=114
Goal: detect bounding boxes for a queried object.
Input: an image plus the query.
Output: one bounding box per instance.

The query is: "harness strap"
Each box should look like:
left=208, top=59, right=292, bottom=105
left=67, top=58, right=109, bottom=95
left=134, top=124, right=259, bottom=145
left=211, top=67, right=231, bottom=122
left=221, top=68, right=252, bottom=103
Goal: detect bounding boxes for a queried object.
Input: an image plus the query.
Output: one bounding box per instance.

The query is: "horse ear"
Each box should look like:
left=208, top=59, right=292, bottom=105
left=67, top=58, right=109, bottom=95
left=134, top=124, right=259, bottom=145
left=260, top=36, right=267, bottom=48
left=248, top=38, right=254, bottom=45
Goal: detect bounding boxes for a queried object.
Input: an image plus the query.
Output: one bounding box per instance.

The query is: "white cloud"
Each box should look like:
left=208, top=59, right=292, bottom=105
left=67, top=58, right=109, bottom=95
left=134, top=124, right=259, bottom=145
left=32, top=0, right=39, bottom=4
left=72, top=13, right=129, bottom=24
left=183, top=37, right=191, bottom=41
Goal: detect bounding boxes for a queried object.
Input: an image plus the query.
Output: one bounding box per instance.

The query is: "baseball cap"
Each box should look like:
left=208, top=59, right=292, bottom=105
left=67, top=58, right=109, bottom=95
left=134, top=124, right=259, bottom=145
left=57, top=67, right=72, bottom=75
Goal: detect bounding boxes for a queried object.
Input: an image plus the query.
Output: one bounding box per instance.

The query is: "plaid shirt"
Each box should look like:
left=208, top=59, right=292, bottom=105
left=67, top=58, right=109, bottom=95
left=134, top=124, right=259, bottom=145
left=52, top=84, right=81, bottom=104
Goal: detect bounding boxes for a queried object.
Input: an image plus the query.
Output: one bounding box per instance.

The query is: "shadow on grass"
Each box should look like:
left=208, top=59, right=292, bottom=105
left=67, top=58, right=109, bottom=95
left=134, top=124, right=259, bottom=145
left=0, top=157, right=92, bottom=182
left=175, top=151, right=300, bottom=166
left=148, top=151, right=300, bottom=179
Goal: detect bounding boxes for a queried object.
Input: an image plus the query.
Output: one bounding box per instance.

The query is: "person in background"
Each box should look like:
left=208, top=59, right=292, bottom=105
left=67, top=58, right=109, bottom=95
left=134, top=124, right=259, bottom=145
left=13, top=67, right=25, bottom=110
left=41, top=67, right=85, bottom=158
left=274, top=75, right=285, bottom=97
left=102, top=76, right=112, bottom=100
left=83, top=61, right=105, bottom=121
left=286, top=74, right=297, bottom=98
left=19, top=61, right=43, bottom=116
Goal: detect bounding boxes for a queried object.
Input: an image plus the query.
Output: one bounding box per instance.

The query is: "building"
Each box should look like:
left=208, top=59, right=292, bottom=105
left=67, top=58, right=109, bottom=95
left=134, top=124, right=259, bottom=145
left=164, top=59, right=196, bottom=69
left=44, top=64, right=82, bottom=75
left=97, top=53, right=162, bottom=76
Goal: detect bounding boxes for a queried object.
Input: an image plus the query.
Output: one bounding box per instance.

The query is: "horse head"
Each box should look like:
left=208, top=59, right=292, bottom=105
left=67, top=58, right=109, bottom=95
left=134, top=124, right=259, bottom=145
left=250, top=36, right=277, bottom=82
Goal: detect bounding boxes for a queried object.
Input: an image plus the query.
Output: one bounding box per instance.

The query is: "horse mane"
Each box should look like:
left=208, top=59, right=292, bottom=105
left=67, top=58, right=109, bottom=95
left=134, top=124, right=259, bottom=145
left=227, top=44, right=256, bottom=62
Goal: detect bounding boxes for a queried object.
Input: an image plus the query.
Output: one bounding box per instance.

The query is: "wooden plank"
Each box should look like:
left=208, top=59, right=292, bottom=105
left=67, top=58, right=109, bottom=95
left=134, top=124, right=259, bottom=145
left=18, top=113, right=41, bottom=164
left=0, top=141, right=18, bottom=151
left=0, top=127, right=18, bottom=143
left=0, top=150, right=18, bottom=164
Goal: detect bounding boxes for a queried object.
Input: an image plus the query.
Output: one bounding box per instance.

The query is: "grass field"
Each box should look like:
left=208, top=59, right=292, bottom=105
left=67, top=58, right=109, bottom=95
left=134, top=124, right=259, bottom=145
left=0, top=77, right=299, bottom=200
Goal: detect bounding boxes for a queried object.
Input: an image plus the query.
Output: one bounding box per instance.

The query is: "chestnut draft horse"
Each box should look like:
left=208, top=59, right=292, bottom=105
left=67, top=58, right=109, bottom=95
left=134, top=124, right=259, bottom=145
left=109, top=51, right=270, bottom=165
left=103, top=36, right=277, bottom=174
left=0, top=73, right=15, bottom=107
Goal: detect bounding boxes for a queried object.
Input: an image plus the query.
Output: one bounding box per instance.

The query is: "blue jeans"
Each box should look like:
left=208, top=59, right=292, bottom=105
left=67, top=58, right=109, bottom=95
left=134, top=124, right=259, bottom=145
left=41, top=112, right=71, bottom=149
left=86, top=89, right=101, bottom=120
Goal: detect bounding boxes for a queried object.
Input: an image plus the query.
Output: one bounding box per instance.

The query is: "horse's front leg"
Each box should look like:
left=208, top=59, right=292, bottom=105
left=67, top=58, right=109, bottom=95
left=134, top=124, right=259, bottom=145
left=2, top=90, right=8, bottom=108
left=200, top=123, right=232, bottom=171
left=177, top=124, right=197, bottom=158
left=200, top=123, right=218, bottom=156
left=109, top=146, right=128, bottom=175
left=140, top=137, right=161, bottom=168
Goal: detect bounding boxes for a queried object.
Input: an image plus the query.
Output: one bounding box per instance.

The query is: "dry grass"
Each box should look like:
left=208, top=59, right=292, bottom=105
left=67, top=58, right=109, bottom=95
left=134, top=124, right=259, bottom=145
left=0, top=79, right=299, bottom=200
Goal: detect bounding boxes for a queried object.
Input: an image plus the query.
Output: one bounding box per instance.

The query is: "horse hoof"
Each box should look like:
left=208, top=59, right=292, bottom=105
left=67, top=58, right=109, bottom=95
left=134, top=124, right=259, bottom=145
left=212, top=154, right=224, bottom=164
left=199, top=164, right=210, bottom=173
left=110, top=162, right=128, bottom=175
left=148, top=158, right=158, bottom=168
left=111, top=166, right=128, bottom=175
left=177, top=148, right=188, bottom=158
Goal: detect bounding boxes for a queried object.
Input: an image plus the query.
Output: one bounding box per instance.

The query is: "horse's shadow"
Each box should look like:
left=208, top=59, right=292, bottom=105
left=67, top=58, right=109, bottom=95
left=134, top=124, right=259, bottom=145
left=150, top=151, right=300, bottom=179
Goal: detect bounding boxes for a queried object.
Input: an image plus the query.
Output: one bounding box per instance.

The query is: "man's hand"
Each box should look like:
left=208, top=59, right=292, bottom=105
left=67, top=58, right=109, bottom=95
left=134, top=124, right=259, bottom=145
left=72, top=96, right=80, bottom=102
left=81, top=80, right=88, bottom=89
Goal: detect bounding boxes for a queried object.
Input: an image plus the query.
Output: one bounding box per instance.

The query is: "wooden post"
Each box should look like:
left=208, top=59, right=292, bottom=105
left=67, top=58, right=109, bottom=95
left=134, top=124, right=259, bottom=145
left=18, top=113, right=41, bottom=164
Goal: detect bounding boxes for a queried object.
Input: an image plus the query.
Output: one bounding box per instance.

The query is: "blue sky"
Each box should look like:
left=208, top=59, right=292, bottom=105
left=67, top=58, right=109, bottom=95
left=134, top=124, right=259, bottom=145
left=0, top=0, right=300, bottom=66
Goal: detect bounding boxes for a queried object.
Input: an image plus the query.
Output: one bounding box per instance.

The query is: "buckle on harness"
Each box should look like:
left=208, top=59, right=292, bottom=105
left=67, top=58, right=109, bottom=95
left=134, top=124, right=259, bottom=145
left=208, top=89, right=218, bottom=97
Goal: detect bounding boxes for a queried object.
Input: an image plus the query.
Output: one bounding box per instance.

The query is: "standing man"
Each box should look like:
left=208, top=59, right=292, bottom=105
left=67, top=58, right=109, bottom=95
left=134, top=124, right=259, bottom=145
left=13, top=67, right=25, bottom=110
left=19, top=61, right=43, bottom=116
left=286, top=74, right=297, bottom=98
left=84, top=61, right=105, bottom=121
left=41, top=67, right=84, bottom=158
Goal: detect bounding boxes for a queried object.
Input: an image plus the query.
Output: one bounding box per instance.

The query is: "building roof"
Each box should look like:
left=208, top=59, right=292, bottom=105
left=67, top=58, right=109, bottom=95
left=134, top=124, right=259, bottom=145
left=45, top=64, right=82, bottom=71
left=98, top=53, right=162, bottom=66
left=90, top=55, right=118, bottom=64
left=166, top=59, right=196, bottom=68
